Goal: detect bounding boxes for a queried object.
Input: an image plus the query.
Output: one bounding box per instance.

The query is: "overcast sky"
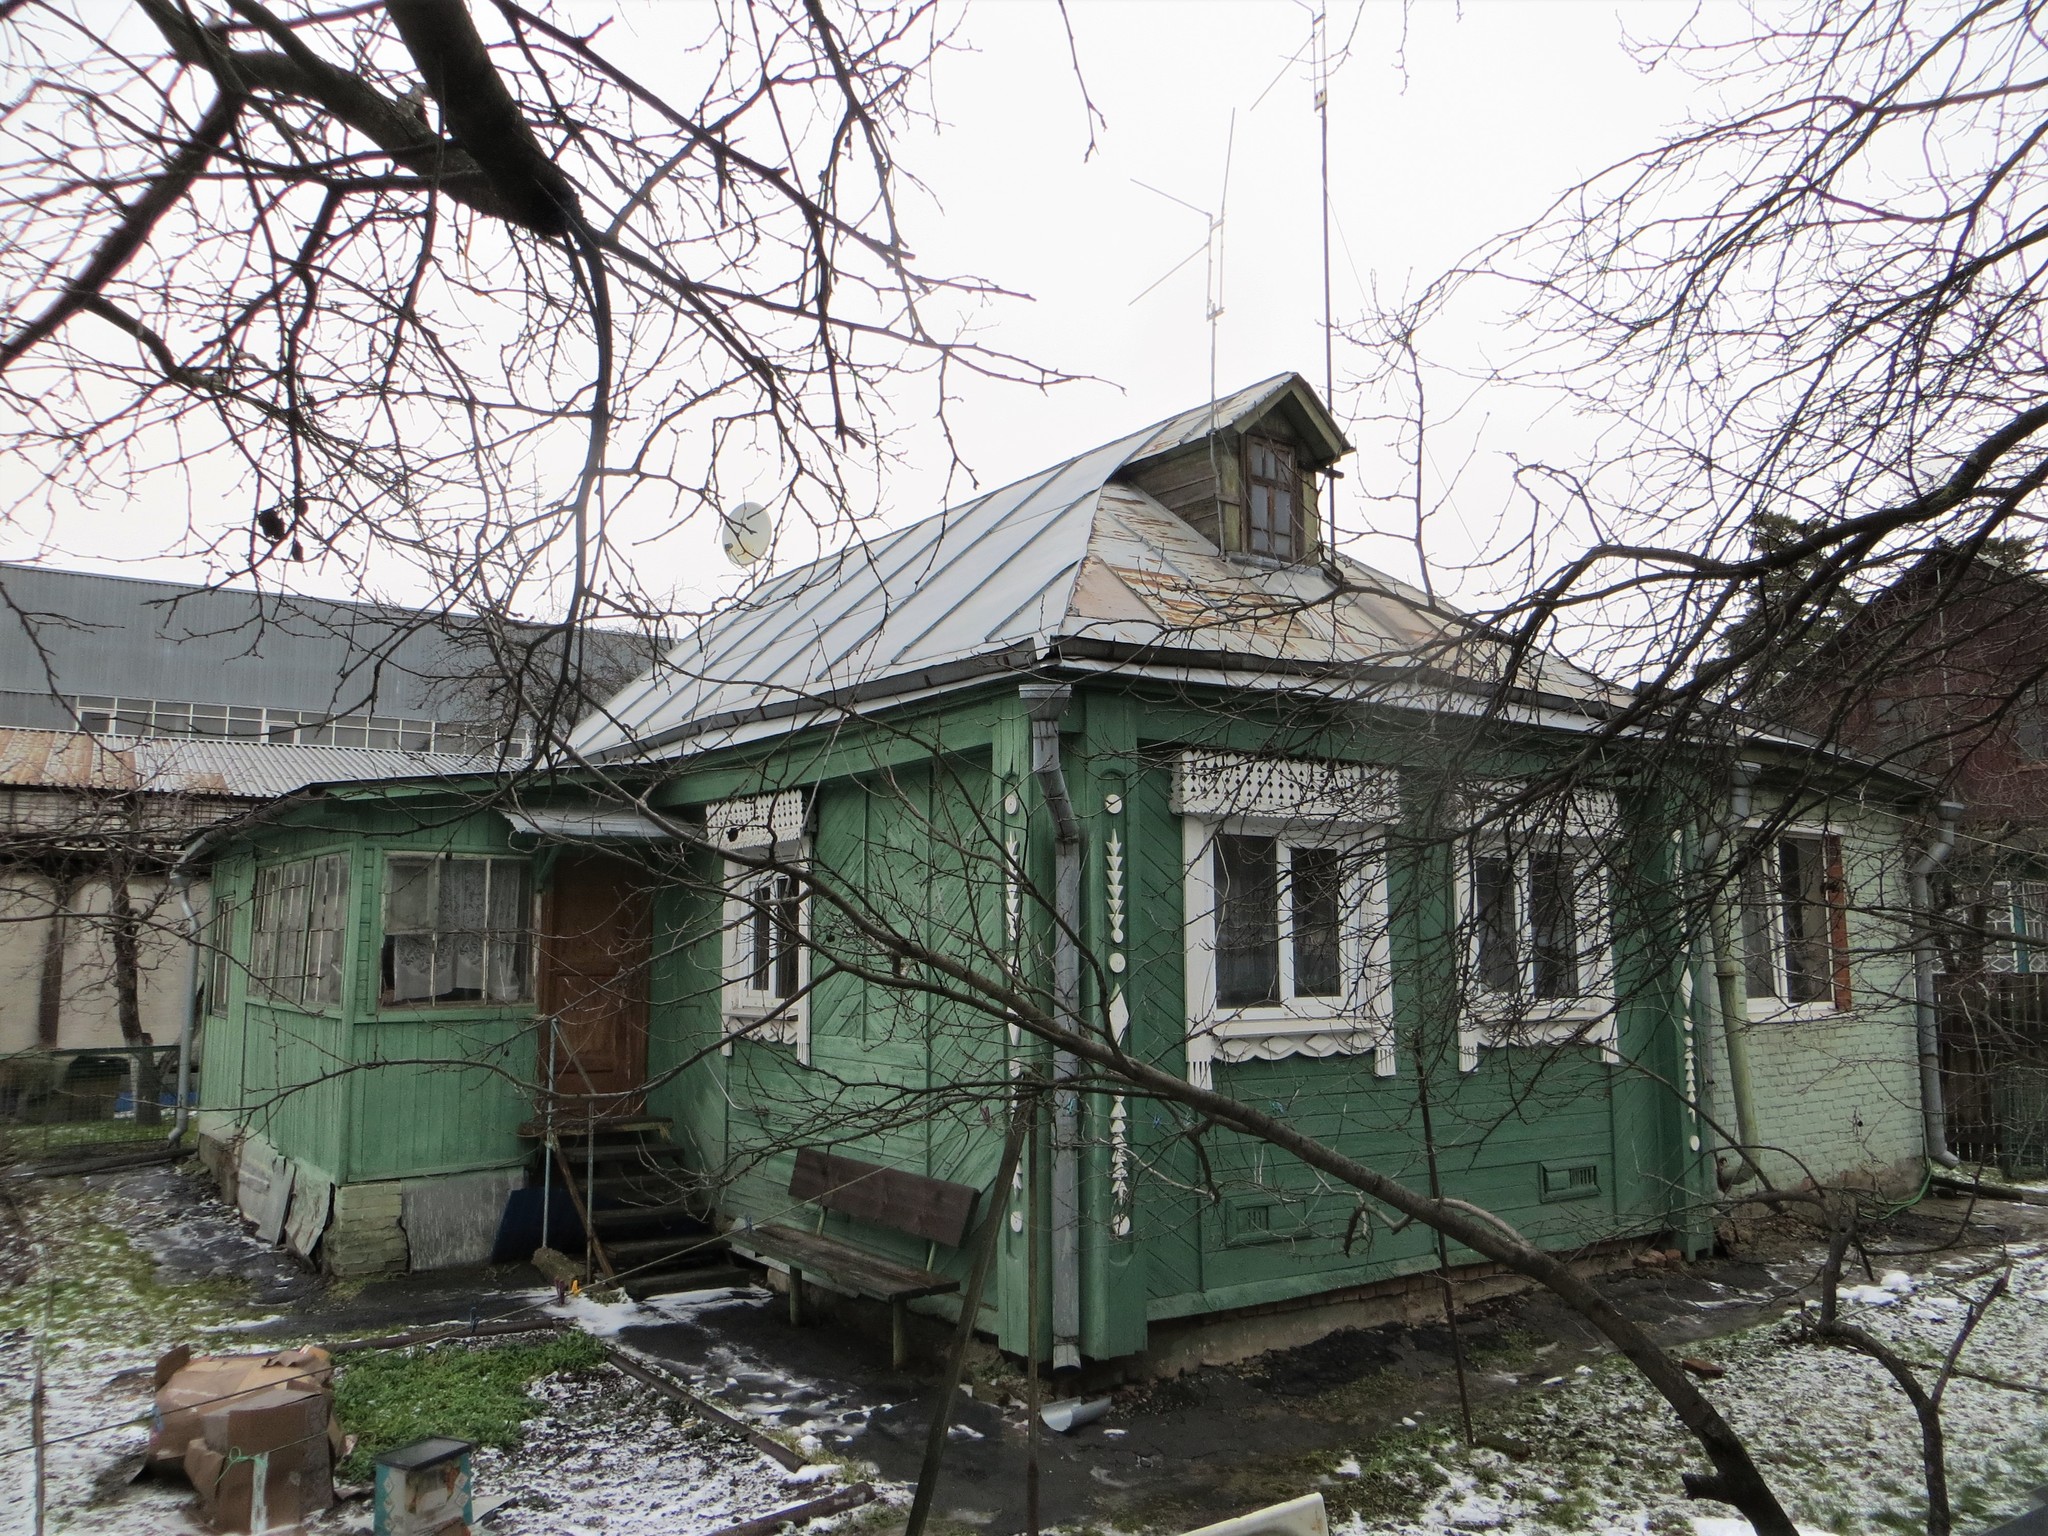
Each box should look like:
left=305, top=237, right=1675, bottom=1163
left=4, top=0, right=1706, bottom=613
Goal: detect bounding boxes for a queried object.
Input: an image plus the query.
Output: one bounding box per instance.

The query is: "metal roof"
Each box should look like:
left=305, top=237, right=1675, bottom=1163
left=570, top=374, right=1622, bottom=764
left=0, top=728, right=481, bottom=800
left=0, top=560, right=656, bottom=731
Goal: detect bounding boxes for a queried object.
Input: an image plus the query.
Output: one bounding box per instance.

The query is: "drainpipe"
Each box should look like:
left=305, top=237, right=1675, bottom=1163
left=1697, top=762, right=1763, bottom=1187
left=1019, top=682, right=1083, bottom=1371
left=1913, top=800, right=1965, bottom=1170
left=167, top=860, right=203, bottom=1148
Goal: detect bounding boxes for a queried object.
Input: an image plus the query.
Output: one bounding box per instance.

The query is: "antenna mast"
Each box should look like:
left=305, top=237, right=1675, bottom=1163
left=1315, top=6, right=1336, bottom=559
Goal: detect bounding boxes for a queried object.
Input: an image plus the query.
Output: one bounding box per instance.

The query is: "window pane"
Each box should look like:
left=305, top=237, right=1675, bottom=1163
left=1782, top=838, right=1831, bottom=1003
left=1742, top=859, right=1779, bottom=998
left=1529, top=849, right=1580, bottom=999
left=1290, top=846, right=1342, bottom=997
left=748, top=881, right=773, bottom=991
left=1215, top=834, right=1280, bottom=1007
left=1474, top=854, right=1518, bottom=991
left=308, top=854, right=350, bottom=1006
left=772, top=874, right=802, bottom=999
left=384, top=856, right=436, bottom=934
left=486, top=860, right=532, bottom=1002
left=383, top=933, right=435, bottom=1002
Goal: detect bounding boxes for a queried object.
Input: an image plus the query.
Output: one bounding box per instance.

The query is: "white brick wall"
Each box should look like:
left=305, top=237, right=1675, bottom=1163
left=1699, top=803, right=1925, bottom=1190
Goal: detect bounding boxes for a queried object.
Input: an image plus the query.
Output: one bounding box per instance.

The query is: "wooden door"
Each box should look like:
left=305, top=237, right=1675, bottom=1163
left=537, top=852, right=652, bottom=1112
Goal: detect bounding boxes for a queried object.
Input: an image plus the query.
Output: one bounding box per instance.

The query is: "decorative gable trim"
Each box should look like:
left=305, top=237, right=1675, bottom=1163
left=704, top=790, right=806, bottom=851
left=1172, top=750, right=1399, bottom=826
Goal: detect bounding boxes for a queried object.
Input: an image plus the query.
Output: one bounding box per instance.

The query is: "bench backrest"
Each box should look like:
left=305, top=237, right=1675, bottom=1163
left=789, top=1147, right=980, bottom=1247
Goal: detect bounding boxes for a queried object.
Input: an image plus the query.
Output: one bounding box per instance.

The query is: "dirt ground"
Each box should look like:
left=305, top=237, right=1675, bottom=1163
left=8, top=1161, right=2048, bottom=1535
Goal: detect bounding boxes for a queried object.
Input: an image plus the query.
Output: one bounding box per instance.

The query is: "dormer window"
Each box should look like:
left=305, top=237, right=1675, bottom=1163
left=1246, top=438, right=1303, bottom=560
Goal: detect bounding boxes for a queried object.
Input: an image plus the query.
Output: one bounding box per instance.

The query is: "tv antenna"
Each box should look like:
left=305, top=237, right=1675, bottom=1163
left=1129, top=110, right=1237, bottom=436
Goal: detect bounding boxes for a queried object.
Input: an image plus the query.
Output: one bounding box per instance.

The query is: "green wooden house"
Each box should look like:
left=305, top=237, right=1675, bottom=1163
left=194, top=375, right=1934, bottom=1368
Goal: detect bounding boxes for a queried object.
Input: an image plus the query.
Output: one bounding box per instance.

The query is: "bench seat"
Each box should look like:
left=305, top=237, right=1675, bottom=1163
left=732, top=1222, right=959, bottom=1367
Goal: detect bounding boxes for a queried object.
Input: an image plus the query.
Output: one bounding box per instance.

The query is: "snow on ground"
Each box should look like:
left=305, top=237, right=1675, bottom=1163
left=1330, top=1248, right=2048, bottom=1536
left=0, top=1175, right=883, bottom=1536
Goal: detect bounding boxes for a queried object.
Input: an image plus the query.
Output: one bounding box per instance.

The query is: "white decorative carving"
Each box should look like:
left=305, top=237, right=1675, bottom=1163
left=1216, top=1027, right=1397, bottom=1076
left=1109, top=986, right=1129, bottom=1043
left=1457, top=1009, right=1619, bottom=1073
left=1173, top=750, right=1400, bottom=825
left=1004, top=835, right=1021, bottom=944
left=1106, top=831, right=1127, bottom=944
left=705, top=790, right=805, bottom=850
left=1110, top=1092, right=1132, bottom=1239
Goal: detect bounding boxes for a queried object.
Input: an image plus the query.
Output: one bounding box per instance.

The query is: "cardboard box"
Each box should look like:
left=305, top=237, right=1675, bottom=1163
left=183, top=1385, right=335, bottom=1532
left=148, top=1347, right=334, bottom=1473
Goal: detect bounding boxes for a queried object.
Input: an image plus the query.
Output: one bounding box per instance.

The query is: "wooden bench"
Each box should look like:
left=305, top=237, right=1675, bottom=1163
left=731, top=1148, right=981, bottom=1369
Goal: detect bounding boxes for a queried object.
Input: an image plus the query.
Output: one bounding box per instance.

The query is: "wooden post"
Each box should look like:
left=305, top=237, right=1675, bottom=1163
left=788, top=1265, right=804, bottom=1326
left=891, top=1298, right=906, bottom=1371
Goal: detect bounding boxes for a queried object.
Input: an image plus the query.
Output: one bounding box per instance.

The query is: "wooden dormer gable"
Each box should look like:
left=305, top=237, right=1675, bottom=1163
left=1115, top=374, right=1350, bottom=564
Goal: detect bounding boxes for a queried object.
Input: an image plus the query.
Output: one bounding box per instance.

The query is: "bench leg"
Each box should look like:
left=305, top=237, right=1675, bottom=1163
left=891, top=1297, right=906, bottom=1372
left=788, top=1266, right=804, bottom=1327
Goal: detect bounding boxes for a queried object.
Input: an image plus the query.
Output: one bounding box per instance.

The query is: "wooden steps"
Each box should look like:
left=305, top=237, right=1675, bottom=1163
left=526, top=1114, right=753, bottom=1300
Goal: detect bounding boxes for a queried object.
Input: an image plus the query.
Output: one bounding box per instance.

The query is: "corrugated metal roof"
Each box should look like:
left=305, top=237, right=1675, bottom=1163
left=571, top=375, right=1621, bottom=764
left=0, top=728, right=480, bottom=800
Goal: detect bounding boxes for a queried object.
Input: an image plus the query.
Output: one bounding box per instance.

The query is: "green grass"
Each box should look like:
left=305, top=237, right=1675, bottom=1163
left=332, top=1332, right=609, bottom=1481
left=1, top=1119, right=166, bottom=1153
left=0, top=1189, right=247, bottom=1343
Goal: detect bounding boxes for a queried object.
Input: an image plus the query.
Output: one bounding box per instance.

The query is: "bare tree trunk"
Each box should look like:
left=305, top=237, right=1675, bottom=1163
left=104, top=854, right=159, bottom=1127
left=34, top=871, right=72, bottom=1050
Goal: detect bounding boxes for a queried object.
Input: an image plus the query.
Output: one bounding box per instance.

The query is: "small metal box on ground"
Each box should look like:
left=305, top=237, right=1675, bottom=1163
left=373, top=1437, right=473, bottom=1536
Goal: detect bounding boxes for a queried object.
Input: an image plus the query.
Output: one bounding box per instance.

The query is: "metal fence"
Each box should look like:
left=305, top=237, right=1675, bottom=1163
left=1939, top=974, right=2048, bottom=1175
left=0, top=1044, right=194, bottom=1160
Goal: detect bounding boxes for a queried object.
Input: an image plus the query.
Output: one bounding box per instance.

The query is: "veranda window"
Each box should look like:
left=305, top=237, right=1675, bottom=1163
left=250, top=854, right=348, bottom=1007
left=381, top=855, right=532, bottom=1005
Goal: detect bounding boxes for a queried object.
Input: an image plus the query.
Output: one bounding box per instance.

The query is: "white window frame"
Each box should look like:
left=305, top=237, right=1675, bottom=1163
left=1456, top=838, right=1617, bottom=1072
left=711, top=791, right=811, bottom=1064
left=1741, top=825, right=1850, bottom=1020
left=1182, top=815, right=1395, bottom=1089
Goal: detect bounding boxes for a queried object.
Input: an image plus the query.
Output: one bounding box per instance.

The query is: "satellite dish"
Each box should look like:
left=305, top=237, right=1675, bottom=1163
left=720, top=500, right=773, bottom=566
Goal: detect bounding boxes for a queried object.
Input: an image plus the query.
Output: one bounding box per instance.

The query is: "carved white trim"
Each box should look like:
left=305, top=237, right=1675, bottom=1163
left=1443, top=777, right=1620, bottom=840
left=1456, top=1008, right=1619, bottom=1073
left=1106, top=832, right=1127, bottom=945
left=705, top=790, right=806, bottom=851
left=1173, top=750, right=1400, bottom=826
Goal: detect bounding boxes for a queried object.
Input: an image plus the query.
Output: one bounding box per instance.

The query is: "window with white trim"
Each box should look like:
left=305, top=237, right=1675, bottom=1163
left=379, top=854, right=532, bottom=1006
left=710, top=790, right=811, bottom=1060
left=250, top=853, right=349, bottom=1007
left=1469, top=842, right=1606, bottom=1005
left=1183, top=818, right=1392, bottom=1080
left=1741, top=834, right=1847, bottom=1009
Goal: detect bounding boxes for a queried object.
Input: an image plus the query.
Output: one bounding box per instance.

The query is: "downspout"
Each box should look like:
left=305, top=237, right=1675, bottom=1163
left=1913, top=800, right=1965, bottom=1170
left=1698, top=762, right=1763, bottom=1188
left=167, top=857, right=203, bottom=1148
left=1019, top=682, right=1083, bottom=1371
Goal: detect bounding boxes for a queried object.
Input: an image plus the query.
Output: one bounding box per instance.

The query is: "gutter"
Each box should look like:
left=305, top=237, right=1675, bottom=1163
left=1019, top=682, right=1084, bottom=1371
left=1697, top=762, right=1763, bottom=1188
left=1912, top=800, right=1966, bottom=1170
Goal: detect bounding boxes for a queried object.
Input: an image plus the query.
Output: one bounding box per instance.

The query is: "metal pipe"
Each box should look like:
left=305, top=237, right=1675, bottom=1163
left=1696, top=762, right=1763, bottom=1187
left=1018, top=682, right=1083, bottom=1371
left=166, top=863, right=204, bottom=1147
left=1912, top=800, right=1966, bottom=1170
